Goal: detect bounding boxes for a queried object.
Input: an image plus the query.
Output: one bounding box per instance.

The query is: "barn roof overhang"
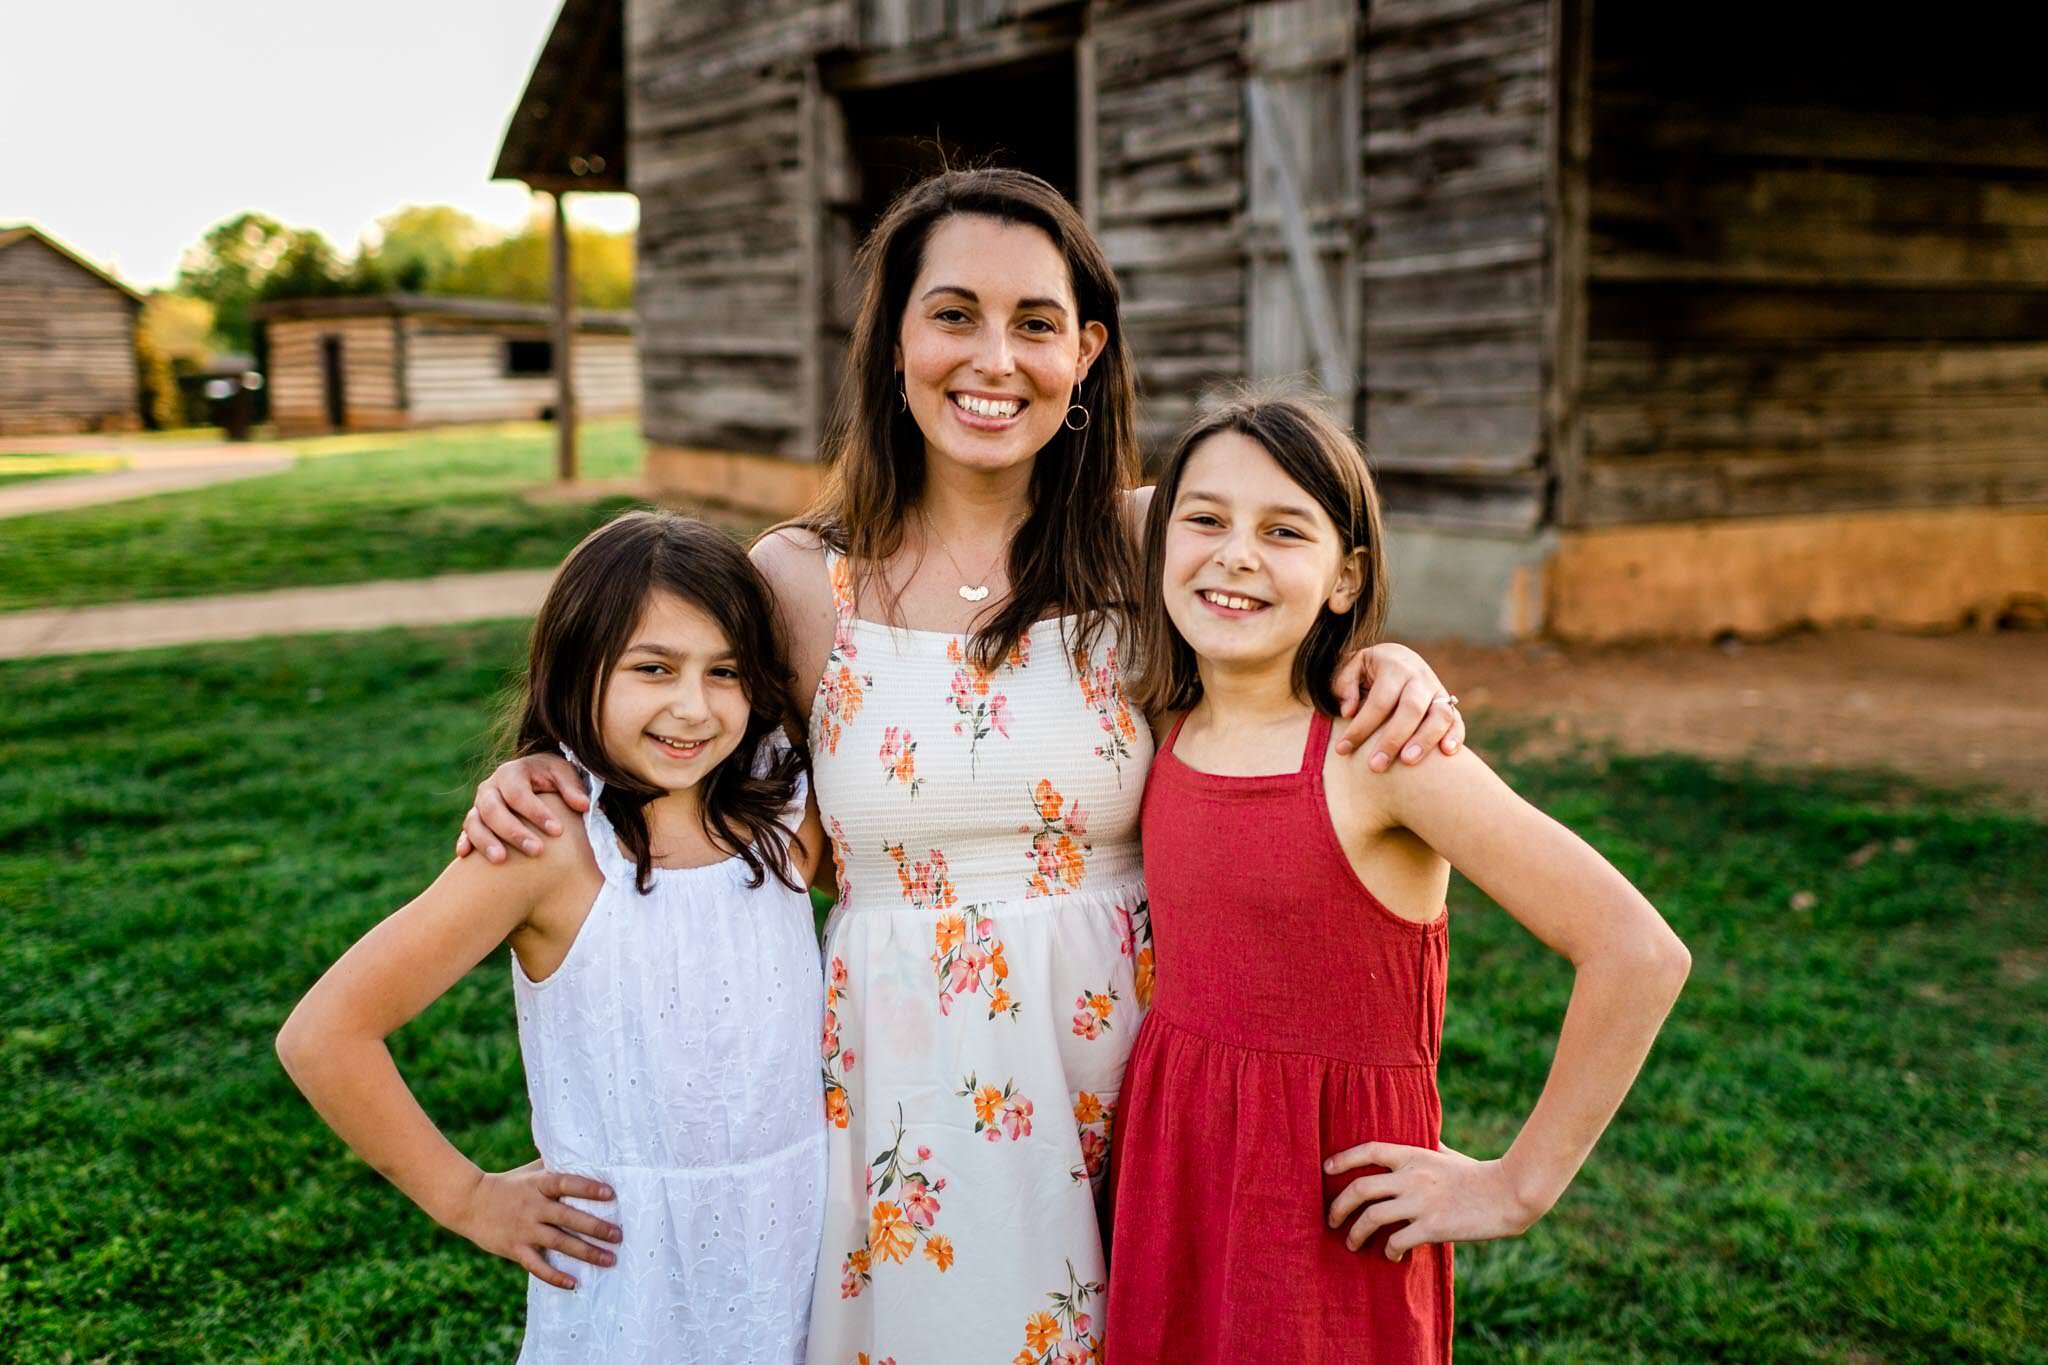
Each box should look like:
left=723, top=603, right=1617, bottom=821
left=250, top=293, right=632, bottom=333
left=493, top=0, right=628, bottom=195
left=0, top=224, right=147, bottom=304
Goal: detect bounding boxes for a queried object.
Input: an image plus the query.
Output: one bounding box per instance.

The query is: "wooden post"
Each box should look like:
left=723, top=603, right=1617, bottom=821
left=550, top=190, right=577, bottom=482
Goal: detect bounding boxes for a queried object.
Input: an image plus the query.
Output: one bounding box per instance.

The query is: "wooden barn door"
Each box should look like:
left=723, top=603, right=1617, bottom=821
left=320, top=336, right=346, bottom=430
left=1244, top=0, right=1361, bottom=409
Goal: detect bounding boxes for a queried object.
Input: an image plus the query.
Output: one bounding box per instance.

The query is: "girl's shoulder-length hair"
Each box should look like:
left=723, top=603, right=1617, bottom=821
left=500, top=509, right=808, bottom=895
left=1134, top=387, right=1390, bottom=718
left=790, top=165, right=1143, bottom=669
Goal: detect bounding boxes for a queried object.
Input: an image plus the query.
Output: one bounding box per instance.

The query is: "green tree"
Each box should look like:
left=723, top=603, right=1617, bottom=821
left=134, top=293, right=216, bottom=429
left=175, top=212, right=293, bottom=352
left=255, top=230, right=350, bottom=302
left=437, top=212, right=633, bottom=308
left=356, top=205, right=489, bottom=294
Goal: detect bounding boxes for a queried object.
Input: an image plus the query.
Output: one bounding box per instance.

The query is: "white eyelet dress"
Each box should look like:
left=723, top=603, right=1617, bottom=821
left=511, top=738, right=826, bottom=1363
left=805, top=550, right=1156, bottom=1363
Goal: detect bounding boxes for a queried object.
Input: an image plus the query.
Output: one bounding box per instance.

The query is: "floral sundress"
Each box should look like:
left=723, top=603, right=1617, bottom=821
left=806, top=549, right=1155, bottom=1364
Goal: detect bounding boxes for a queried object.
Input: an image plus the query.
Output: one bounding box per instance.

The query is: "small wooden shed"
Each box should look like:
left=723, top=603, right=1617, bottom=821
left=252, top=294, right=640, bottom=434
left=0, top=224, right=143, bottom=437
left=503, top=0, right=2048, bottom=640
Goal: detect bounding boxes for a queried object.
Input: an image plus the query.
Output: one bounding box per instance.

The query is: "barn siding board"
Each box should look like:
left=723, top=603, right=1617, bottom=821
left=1092, top=0, right=1248, bottom=457
left=0, top=235, right=140, bottom=435
left=1579, top=10, right=2048, bottom=527
left=1360, top=0, right=1556, bottom=530
left=627, top=0, right=816, bottom=457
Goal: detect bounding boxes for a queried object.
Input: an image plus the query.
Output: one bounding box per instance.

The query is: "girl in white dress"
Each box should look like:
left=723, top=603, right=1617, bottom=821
left=279, top=511, right=829, bottom=1363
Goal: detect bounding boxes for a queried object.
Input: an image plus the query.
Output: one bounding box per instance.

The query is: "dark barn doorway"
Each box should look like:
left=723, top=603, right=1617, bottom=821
left=320, top=335, right=346, bottom=429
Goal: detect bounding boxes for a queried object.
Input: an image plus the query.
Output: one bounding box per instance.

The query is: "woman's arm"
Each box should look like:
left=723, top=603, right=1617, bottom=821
left=1329, top=645, right=1466, bottom=767
left=1325, top=750, right=1689, bottom=1258
left=276, top=832, right=620, bottom=1288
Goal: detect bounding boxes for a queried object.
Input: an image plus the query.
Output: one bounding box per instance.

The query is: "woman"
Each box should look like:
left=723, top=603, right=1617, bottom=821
left=460, top=169, right=1462, bottom=1358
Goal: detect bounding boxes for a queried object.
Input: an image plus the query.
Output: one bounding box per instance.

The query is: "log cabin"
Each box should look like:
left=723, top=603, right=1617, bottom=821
left=0, top=224, right=143, bottom=436
left=497, top=0, right=2048, bottom=640
left=251, top=294, right=640, bottom=435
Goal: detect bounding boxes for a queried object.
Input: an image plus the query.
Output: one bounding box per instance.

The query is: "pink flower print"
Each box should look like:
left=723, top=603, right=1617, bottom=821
left=1074, top=642, right=1139, bottom=787
left=931, top=904, right=1017, bottom=1019
left=1000, top=1093, right=1034, bottom=1141
left=1072, top=1001, right=1102, bottom=1040
left=1070, top=986, right=1117, bottom=1040
left=842, top=1050, right=856, bottom=1069
left=917, top=1145, right=931, bottom=1160
left=901, top=1178, right=940, bottom=1229
left=960, top=1073, right=1034, bottom=1143
left=1023, top=780, right=1090, bottom=897
left=943, top=636, right=1017, bottom=774
left=1078, top=1126, right=1108, bottom=1179
left=880, top=725, right=925, bottom=798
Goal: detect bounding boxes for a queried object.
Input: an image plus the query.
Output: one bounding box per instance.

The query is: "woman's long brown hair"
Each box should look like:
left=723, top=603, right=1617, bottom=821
left=797, top=167, right=1142, bottom=669
left=503, top=511, right=807, bottom=894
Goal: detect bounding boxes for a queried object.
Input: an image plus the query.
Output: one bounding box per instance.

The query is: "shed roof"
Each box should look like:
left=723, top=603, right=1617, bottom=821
left=250, top=293, right=632, bottom=332
left=493, top=0, right=627, bottom=194
left=0, top=223, right=146, bottom=303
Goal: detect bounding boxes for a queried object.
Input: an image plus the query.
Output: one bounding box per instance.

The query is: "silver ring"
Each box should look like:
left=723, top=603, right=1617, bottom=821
left=1433, top=692, right=1460, bottom=710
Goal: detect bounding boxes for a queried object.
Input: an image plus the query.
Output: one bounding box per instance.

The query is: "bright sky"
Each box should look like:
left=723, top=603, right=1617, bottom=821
left=0, top=1, right=637, bottom=291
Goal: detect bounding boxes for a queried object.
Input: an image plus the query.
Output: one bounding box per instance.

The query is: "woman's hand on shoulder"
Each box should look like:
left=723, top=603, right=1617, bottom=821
left=1331, top=643, right=1465, bottom=769
left=457, top=755, right=590, bottom=863
left=1324, top=1140, right=1541, bottom=1261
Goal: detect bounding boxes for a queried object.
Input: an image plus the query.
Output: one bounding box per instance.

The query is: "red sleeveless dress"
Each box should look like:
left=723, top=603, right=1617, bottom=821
left=1105, top=709, right=1452, bottom=1363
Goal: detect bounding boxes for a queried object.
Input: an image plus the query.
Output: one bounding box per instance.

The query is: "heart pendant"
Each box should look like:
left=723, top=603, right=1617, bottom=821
left=958, top=584, right=992, bottom=602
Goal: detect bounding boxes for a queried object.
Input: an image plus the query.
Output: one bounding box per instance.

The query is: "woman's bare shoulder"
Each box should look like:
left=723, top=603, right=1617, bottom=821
left=750, top=525, right=832, bottom=608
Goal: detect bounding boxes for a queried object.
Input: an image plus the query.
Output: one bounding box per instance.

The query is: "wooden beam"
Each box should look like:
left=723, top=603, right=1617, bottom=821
left=551, top=191, right=578, bottom=483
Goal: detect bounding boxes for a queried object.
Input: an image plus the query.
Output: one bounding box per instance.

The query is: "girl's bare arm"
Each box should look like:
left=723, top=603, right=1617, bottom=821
left=276, top=824, right=619, bottom=1288
left=1325, top=750, right=1690, bottom=1257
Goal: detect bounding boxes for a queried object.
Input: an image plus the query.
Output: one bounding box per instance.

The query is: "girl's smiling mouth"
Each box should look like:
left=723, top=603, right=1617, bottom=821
left=1197, top=589, right=1270, bottom=616
left=648, top=734, right=710, bottom=760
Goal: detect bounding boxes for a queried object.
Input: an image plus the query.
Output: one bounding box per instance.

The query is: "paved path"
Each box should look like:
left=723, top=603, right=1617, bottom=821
left=0, top=441, right=295, bottom=519
left=0, top=569, right=555, bottom=660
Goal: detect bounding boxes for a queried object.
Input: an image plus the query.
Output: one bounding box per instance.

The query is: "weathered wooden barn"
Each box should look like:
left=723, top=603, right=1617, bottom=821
left=501, top=0, right=2048, bottom=640
left=0, top=224, right=143, bottom=436
left=252, top=294, right=640, bottom=434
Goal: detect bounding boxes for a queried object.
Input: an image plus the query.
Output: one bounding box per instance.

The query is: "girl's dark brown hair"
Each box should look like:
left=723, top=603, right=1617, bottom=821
left=1135, top=388, right=1390, bottom=717
left=795, top=167, right=1141, bottom=668
left=504, top=510, right=807, bottom=894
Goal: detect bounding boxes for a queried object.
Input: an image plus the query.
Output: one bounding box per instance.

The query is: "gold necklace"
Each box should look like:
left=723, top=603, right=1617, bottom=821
left=920, top=508, right=1008, bottom=603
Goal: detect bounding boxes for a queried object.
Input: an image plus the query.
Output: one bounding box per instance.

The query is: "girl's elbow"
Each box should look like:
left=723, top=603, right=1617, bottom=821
left=1641, top=921, right=1691, bottom=997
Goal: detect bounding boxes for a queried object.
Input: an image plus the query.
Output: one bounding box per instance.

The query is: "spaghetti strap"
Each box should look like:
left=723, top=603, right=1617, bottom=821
left=820, top=544, right=858, bottom=628
left=1299, top=710, right=1333, bottom=776
left=1160, top=711, right=1192, bottom=757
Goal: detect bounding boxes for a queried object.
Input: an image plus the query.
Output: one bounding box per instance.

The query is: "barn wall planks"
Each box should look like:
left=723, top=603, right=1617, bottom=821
left=1093, top=0, right=1251, bottom=457
left=267, top=318, right=402, bottom=432
left=1359, top=0, right=1557, bottom=531
left=0, top=236, right=140, bottom=435
left=626, top=0, right=847, bottom=458
left=406, top=325, right=640, bottom=425
left=1578, top=9, right=2048, bottom=526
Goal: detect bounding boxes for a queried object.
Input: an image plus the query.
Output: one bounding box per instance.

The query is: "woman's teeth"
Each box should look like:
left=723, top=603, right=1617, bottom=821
left=952, top=393, right=1022, bottom=419
left=1201, top=590, right=1265, bottom=611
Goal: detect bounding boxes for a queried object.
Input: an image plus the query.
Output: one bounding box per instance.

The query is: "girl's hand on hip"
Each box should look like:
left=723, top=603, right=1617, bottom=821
left=455, top=754, right=590, bottom=862
left=1324, top=1141, right=1538, bottom=1260
left=1332, top=643, right=1465, bottom=770
left=448, top=1165, right=622, bottom=1291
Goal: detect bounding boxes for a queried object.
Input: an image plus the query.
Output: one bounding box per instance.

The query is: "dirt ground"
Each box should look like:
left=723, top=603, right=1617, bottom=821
left=1424, top=627, right=2048, bottom=815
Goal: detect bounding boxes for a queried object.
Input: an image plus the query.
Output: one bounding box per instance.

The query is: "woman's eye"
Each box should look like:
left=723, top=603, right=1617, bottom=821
left=1184, top=513, right=1222, bottom=528
left=633, top=664, right=667, bottom=676
left=1020, top=317, right=1056, bottom=334
left=935, top=308, right=970, bottom=324
left=709, top=666, right=741, bottom=680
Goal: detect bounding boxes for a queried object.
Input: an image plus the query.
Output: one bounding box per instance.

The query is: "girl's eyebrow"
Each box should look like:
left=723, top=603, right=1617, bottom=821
left=622, top=642, right=737, bottom=660
left=1178, top=487, right=1322, bottom=524
left=919, top=285, right=1070, bottom=317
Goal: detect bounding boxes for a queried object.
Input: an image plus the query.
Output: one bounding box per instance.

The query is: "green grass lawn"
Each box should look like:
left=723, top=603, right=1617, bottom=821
left=3, top=628, right=2043, bottom=1362
left=0, top=423, right=650, bottom=614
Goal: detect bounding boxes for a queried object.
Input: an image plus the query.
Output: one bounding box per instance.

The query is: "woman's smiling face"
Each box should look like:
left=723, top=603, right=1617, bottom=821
left=895, top=214, right=1107, bottom=480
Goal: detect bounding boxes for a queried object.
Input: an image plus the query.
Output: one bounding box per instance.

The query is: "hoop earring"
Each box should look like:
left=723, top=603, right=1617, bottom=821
left=1064, top=403, right=1090, bottom=431
left=898, top=377, right=909, bottom=413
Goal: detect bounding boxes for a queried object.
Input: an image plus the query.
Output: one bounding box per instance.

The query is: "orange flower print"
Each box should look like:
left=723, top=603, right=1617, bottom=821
left=924, top=888, right=1018, bottom=1019
left=1021, top=779, right=1090, bottom=897
left=879, top=725, right=924, bottom=798
left=857, top=1356, right=898, bottom=1365
left=1071, top=985, right=1119, bottom=1041
left=1070, top=1091, right=1116, bottom=1185
left=827, top=817, right=852, bottom=903
left=1113, top=897, right=1155, bottom=1008
left=944, top=636, right=1021, bottom=774
left=1074, top=642, right=1140, bottom=787
left=959, top=1073, right=1034, bottom=1142
left=840, top=1105, right=949, bottom=1299
left=1015, top=1261, right=1105, bottom=1364
left=813, top=559, right=873, bottom=755
left=887, top=842, right=958, bottom=913
left=822, top=955, right=856, bottom=1129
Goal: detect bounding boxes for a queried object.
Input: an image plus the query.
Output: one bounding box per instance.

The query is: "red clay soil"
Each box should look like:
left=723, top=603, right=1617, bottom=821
left=1421, top=627, right=2048, bottom=815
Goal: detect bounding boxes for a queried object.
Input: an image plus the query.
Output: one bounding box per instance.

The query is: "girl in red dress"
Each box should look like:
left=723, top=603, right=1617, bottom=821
left=1105, top=394, right=1691, bottom=1363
